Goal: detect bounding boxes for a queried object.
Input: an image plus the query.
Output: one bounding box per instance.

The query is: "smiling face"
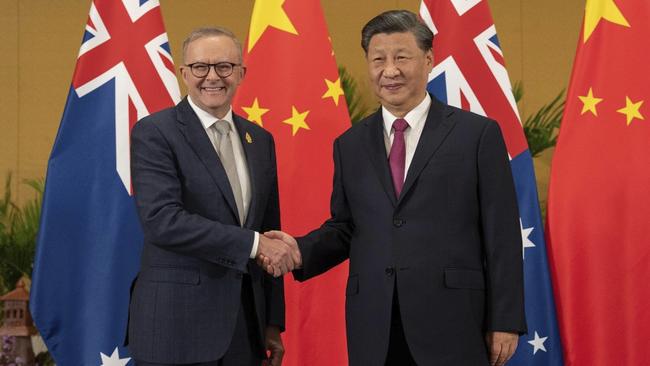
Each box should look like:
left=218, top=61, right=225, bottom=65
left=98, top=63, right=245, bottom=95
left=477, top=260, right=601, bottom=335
left=181, top=35, right=245, bottom=118
left=366, top=31, right=433, bottom=117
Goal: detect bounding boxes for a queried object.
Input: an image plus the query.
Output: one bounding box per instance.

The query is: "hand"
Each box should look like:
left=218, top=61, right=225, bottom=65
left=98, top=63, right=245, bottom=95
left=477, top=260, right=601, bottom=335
left=257, top=231, right=301, bottom=277
left=256, top=234, right=296, bottom=277
left=485, top=331, right=518, bottom=366
left=264, top=230, right=301, bottom=269
left=262, top=325, right=284, bottom=366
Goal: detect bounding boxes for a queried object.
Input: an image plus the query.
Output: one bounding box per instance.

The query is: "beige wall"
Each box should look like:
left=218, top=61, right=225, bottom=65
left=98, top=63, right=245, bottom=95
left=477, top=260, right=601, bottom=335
left=0, top=0, right=584, bottom=204
left=0, top=1, right=19, bottom=200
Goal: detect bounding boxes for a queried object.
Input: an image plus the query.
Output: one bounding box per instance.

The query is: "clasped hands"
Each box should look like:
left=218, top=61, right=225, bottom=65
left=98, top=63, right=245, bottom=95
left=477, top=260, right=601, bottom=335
left=256, top=230, right=301, bottom=277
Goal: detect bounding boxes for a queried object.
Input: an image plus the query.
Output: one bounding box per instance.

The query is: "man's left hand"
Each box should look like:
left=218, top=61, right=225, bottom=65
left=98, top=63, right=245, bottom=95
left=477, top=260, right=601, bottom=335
left=485, top=331, right=518, bottom=366
left=263, top=325, right=284, bottom=366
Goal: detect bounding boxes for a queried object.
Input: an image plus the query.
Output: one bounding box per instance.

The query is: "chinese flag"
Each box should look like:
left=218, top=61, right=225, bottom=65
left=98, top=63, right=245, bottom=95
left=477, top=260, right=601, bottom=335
left=233, top=0, right=351, bottom=365
left=546, top=1, right=650, bottom=365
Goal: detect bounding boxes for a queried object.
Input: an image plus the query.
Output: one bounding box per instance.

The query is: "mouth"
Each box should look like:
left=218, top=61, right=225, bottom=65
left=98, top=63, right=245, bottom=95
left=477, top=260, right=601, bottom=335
left=382, top=83, right=403, bottom=91
left=201, top=86, right=226, bottom=94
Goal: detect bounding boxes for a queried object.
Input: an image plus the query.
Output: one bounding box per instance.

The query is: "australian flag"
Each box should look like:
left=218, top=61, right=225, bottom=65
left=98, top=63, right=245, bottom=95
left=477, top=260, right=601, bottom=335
left=420, top=0, right=564, bottom=364
left=30, top=1, right=179, bottom=365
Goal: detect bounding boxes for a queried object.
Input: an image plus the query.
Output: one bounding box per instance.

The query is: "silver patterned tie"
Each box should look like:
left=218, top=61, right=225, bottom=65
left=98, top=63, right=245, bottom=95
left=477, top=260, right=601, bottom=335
left=212, top=120, right=245, bottom=225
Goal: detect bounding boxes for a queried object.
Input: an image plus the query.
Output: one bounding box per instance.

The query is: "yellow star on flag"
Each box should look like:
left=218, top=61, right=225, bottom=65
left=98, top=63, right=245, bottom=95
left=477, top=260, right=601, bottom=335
left=322, top=78, right=345, bottom=106
left=248, top=0, right=298, bottom=52
left=578, top=88, right=603, bottom=116
left=242, top=98, right=270, bottom=126
left=583, top=0, right=630, bottom=43
left=283, top=106, right=310, bottom=136
left=616, top=96, right=644, bottom=126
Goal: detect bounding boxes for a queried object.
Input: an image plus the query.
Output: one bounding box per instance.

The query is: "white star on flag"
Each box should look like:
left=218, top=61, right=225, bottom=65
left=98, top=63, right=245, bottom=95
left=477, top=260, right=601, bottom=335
left=527, top=331, right=548, bottom=354
left=520, top=218, right=535, bottom=259
left=100, top=347, right=131, bottom=366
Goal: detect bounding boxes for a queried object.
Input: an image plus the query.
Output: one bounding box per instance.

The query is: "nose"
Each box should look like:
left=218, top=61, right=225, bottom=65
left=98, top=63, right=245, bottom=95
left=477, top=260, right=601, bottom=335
left=382, top=60, right=400, bottom=78
left=205, top=65, right=221, bottom=80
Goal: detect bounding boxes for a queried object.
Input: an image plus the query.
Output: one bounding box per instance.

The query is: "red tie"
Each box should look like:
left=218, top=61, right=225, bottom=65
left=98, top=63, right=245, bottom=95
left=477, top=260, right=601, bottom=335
left=389, top=118, right=409, bottom=197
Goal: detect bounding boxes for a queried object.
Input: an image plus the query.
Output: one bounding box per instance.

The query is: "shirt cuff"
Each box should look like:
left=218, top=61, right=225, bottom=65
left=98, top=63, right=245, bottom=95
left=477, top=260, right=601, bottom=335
left=250, top=231, right=260, bottom=258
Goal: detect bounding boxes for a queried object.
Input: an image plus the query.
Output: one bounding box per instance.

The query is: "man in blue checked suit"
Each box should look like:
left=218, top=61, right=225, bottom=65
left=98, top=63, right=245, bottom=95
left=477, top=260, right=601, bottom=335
left=126, top=27, right=300, bottom=366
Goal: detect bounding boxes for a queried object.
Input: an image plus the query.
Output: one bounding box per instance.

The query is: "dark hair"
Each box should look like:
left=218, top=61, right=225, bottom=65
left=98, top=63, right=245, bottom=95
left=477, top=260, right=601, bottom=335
left=182, top=27, right=243, bottom=63
left=361, top=10, right=434, bottom=54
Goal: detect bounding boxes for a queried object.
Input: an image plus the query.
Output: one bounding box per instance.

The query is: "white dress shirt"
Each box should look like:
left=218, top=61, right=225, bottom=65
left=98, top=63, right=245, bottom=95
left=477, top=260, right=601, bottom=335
left=187, top=96, right=259, bottom=258
left=382, top=93, right=432, bottom=182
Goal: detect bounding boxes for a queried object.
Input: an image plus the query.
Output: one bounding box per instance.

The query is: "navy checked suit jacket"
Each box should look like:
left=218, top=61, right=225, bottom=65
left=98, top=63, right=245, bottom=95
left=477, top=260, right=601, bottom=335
left=126, top=97, right=284, bottom=364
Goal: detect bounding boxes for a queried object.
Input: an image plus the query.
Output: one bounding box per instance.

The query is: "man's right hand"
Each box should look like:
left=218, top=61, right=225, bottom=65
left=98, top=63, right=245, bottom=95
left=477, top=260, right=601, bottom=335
left=256, top=231, right=302, bottom=277
left=485, top=331, right=519, bottom=366
left=256, top=234, right=299, bottom=277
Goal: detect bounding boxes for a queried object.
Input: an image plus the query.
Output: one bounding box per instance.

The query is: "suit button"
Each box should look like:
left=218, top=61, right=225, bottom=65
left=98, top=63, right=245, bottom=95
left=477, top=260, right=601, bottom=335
left=385, top=267, right=394, bottom=276
left=393, top=219, right=404, bottom=227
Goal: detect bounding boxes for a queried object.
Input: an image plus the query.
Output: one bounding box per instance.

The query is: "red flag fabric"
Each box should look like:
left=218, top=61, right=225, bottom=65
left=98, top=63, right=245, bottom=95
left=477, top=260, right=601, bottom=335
left=546, top=1, right=650, bottom=365
left=233, top=0, right=351, bottom=364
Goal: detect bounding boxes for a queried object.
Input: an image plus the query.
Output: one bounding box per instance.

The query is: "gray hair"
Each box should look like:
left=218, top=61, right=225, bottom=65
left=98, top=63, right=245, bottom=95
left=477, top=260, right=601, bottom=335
left=361, top=10, right=434, bottom=54
left=182, top=27, right=243, bottom=63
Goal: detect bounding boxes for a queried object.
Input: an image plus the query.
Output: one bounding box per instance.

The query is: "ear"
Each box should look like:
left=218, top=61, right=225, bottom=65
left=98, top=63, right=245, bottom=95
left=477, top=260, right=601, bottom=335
left=240, top=65, right=247, bottom=80
left=180, top=66, right=191, bottom=87
left=424, top=49, right=434, bottom=72
left=425, top=49, right=433, bottom=66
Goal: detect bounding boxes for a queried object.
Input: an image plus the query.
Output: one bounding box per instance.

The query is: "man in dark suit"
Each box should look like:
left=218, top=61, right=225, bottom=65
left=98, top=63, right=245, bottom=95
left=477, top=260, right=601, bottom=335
left=127, top=27, right=300, bottom=366
left=265, top=10, right=526, bottom=366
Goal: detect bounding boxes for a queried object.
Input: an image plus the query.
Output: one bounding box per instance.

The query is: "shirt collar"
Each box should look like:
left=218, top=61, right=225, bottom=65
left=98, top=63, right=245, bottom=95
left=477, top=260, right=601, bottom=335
left=187, top=95, right=235, bottom=131
left=382, top=93, right=431, bottom=135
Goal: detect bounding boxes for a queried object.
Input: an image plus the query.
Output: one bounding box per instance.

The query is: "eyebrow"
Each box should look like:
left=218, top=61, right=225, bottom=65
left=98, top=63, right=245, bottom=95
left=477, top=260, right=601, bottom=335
left=370, top=46, right=411, bottom=53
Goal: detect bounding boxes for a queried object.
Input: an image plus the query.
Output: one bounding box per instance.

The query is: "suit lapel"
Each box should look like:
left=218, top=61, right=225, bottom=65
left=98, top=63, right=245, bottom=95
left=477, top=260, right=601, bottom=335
left=363, top=110, right=397, bottom=207
left=397, top=97, right=456, bottom=206
left=175, top=98, right=241, bottom=225
left=233, top=114, right=260, bottom=229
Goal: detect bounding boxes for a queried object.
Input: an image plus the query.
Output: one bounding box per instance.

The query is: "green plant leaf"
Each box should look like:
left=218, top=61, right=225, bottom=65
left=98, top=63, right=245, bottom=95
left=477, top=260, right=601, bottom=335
left=512, top=80, right=523, bottom=104
left=339, top=65, right=372, bottom=124
left=516, top=84, right=565, bottom=158
left=0, top=174, right=43, bottom=293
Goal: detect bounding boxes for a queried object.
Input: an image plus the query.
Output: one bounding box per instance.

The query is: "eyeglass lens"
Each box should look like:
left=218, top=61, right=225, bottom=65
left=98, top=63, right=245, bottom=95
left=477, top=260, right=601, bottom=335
left=190, top=63, right=234, bottom=78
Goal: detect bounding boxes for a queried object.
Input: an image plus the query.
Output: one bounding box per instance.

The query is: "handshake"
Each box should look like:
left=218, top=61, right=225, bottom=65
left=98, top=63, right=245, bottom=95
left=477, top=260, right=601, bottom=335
left=255, top=230, right=302, bottom=277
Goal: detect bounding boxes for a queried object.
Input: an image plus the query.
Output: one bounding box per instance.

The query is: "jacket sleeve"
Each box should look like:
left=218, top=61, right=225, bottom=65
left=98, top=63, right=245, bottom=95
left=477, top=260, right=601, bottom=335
left=130, top=117, right=254, bottom=272
left=477, top=121, right=527, bottom=334
left=294, top=138, right=354, bottom=281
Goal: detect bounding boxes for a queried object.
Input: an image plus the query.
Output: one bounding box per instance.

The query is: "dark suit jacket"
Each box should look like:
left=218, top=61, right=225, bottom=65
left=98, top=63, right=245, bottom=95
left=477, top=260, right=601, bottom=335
left=127, top=97, right=284, bottom=364
left=295, top=96, right=526, bottom=365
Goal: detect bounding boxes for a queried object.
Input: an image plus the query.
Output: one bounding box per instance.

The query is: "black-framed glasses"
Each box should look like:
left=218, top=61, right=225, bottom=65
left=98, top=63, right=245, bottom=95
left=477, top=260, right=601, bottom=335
left=185, top=62, right=241, bottom=78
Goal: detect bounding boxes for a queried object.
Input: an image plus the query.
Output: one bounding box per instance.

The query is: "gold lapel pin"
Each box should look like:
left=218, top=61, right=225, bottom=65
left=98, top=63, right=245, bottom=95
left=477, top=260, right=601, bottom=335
left=245, top=132, right=253, bottom=144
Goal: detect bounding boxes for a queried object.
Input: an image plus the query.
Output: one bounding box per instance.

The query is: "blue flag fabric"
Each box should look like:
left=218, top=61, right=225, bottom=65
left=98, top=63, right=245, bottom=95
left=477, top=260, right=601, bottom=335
left=30, top=1, right=179, bottom=365
left=420, top=0, right=564, bottom=364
